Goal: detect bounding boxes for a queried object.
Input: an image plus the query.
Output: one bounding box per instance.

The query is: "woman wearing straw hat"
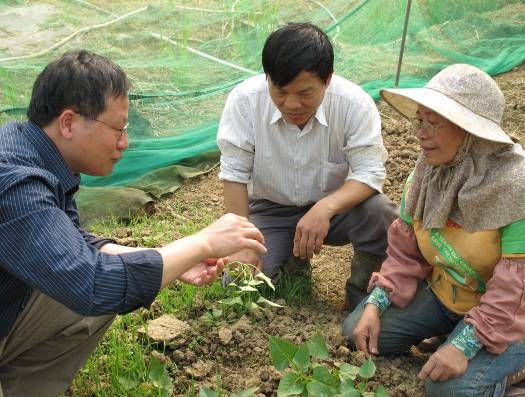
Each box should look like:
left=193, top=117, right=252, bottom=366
left=342, top=64, right=525, bottom=396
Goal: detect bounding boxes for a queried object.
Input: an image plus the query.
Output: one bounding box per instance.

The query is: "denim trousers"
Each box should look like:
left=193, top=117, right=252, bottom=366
left=342, top=282, right=525, bottom=397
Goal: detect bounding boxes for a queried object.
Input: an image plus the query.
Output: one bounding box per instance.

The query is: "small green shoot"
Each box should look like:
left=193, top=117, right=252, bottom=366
left=220, top=262, right=283, bottom=315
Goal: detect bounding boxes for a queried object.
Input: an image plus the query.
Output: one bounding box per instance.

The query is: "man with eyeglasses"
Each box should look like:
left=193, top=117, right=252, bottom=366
left=0, top=50, right=266, bottom=396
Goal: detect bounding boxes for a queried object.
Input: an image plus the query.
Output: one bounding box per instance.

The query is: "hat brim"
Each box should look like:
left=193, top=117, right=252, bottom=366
left=380, top=87, right=513, bottom=144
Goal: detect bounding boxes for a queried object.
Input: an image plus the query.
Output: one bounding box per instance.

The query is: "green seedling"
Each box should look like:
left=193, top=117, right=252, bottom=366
left=219, top=262, right=283, bottom=315
left=118, top=356, right=174, bottom=397
left=269, top=333, right=390, bottom=397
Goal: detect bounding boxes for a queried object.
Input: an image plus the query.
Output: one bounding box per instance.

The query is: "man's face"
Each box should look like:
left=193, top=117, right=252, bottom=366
left=268, top=71, right=331, bottom=129
left=72, top=95, right=129, bottom=176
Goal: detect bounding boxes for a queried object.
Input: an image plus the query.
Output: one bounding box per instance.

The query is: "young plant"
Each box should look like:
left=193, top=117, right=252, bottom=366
left=117, top=355, right=174, bottom=397
left=219, top=262, right=282, bottom=314
left=269, top=333, right=390, bottom=397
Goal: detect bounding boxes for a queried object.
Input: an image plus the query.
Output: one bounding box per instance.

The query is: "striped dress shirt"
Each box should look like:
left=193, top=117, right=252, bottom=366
left=217, top=74, right=387, bottom=206
left=0, top=121, right=163, bottom=338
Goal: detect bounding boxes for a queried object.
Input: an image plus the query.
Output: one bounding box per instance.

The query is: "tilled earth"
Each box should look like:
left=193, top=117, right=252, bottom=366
left=149, top=65, right=524, bottom=396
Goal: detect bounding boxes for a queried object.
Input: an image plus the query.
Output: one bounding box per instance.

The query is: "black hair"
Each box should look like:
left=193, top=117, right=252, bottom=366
left=262, top=22, right=334, bottom=87
left=27, top=50, right=130, bottom=127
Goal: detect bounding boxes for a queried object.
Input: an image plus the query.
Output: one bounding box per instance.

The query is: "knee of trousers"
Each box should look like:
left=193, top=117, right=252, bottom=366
left=360, top=194, right=399, bottom=228
left=424, top=376, right=502, bottom=397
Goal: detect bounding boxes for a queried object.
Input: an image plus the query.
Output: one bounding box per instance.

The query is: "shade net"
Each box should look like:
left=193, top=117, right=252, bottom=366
left=1, top=0, right=524, bottom=225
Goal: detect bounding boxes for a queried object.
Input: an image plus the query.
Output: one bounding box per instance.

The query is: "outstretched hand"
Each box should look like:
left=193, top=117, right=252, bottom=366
left=197, top=213, right=267, bottom=259
left=352, top=304, right=381, bottom=357
left=179, top=258, right=226, bottom=286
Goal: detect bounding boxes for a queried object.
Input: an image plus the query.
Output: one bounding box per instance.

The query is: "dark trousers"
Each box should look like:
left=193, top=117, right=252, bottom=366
left=249, top=193, right=398, bottom=279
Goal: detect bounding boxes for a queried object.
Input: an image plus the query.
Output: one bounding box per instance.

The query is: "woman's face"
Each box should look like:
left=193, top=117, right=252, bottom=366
left=411, top=105, right=467, bottom=166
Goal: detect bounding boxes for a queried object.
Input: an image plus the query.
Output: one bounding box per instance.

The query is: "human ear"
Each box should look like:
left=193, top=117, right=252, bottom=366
left=58, top=110, right=76, bottom=140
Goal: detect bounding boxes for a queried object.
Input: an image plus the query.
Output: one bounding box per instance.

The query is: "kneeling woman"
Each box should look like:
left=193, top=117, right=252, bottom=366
left=343, top=64, right=525, bottom=397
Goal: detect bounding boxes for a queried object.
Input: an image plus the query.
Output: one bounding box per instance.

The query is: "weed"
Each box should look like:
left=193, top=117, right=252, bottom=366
left=269, top=333, right=390, bottom=397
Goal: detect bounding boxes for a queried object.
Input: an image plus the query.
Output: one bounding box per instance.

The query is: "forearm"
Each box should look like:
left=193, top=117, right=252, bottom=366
left=464, top=257, right=525, bottom=354
left=223, top=180, right=249, bottom=217
left=315, top=179, right=375, bottom=218
left=156, top=234, right=212, bottom=288
left=99, top=243, right=149, bottom=255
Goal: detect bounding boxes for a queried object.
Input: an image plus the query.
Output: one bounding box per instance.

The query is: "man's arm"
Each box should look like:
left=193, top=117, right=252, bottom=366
left=0, top=175, right=265, bottom=316
left=316, top=179, right=375, bottom=217
left=223, top=180, right=249, bottom=218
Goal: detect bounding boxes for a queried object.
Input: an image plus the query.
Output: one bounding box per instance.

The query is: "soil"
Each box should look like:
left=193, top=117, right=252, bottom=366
left=151, top=65, right=525, bottom=397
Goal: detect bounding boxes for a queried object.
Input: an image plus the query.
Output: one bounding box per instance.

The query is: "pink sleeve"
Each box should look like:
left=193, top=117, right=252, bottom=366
left=367, top=218, right=433, bottom=308
left=464, top=258, right=525, bottom=354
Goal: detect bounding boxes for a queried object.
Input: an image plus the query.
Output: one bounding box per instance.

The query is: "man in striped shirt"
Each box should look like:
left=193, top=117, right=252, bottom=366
left=217, top=23, right=398, bottom=308
left=0, top=50, right=266, bottom=396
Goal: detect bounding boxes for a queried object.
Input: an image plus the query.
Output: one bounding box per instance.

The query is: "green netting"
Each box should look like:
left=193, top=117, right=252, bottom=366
left=1, top=0, right=524, bottom=225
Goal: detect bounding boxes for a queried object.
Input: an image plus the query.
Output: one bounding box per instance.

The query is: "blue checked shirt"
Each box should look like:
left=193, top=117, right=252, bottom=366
left=0, top=121, right=163, bottom=337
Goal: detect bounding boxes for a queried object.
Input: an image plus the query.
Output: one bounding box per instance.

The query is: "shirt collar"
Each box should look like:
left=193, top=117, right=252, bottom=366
left=24, top=122, right=80, bottom=193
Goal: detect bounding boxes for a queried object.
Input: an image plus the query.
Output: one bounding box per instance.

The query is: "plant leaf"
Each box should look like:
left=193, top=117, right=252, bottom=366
left=306, top=333, right=329, bottom=360
left=339, top=379, right=360, bottom=396
left=148, top=357, right=173, bottom=395
left=269, top=336, right=299, bottom=370
left=199, top=387, right=220, bottom=397
left=257, top=296, right=283, bottom=307
left=374, top=384, right=391, bottom=397
left=362, top=392, right=375, bottom=397
left=306, top=365, right=338, bottom=396
left=117, top=368, right=141, bottom=390
left=247, top=279, right=264, bottom=287
left=245, top=301, right=260, bottom=311
left=231, top=386, right=259, bottom=397
left=292, top=344, right=311, bottom=372
left=219, top=297, right=243, bottom=306
left=239, top=285, right=258, bottom=292
left=339, top=363, right=360, bottom=381
left=255, top=272, right=276, bottom=290
left=359, top=357, right=376, bottom=379
left=277, top=372, right=306, bottom=397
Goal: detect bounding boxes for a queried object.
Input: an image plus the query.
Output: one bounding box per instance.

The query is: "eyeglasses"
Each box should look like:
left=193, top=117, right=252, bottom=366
left=90, top=118, right=129, bottom=140
left=409, top=118, right=445, bottom=136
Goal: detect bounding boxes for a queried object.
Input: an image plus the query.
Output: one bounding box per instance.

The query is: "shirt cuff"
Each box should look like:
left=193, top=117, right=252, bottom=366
left=451, top=323, right=483, bottom=360
left=119, top=249, right=163, bottom=312
left=365, top=287, right=391, bottom=315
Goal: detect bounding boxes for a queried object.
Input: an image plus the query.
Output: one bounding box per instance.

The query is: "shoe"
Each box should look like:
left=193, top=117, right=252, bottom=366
left=505, top=366, right=525, bottom=396
left=508, top=366, right=525, bottom=386
left=416, top=335, right=447, bottom=353
left=344, top=280, right=367, bottom=311
left=344, top=250, right=384, bottom=311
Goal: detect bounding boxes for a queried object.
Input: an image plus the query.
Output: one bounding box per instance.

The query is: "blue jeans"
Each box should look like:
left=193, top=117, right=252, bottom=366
left=342, top=283, right=525, bottom=397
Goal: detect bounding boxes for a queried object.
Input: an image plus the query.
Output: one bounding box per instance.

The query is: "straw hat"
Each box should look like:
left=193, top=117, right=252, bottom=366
left=381, top=63, right=513, bottom=144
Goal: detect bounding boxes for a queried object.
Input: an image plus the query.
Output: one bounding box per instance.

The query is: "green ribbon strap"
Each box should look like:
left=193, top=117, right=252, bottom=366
left=430, top=229, right=486, bottom=293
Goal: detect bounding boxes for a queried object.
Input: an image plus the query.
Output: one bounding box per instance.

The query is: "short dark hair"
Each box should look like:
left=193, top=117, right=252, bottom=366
left=262, top=23, right=334, bottom=87
left=27, top=50, right=130, bottom=127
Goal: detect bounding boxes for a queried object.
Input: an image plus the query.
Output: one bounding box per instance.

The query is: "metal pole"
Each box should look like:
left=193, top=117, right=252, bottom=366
left=395, top=0, right=413, bottom=87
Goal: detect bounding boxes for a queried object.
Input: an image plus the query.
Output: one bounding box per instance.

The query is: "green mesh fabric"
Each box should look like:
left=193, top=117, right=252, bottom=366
left=1, top=0, right=524, bottom=225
